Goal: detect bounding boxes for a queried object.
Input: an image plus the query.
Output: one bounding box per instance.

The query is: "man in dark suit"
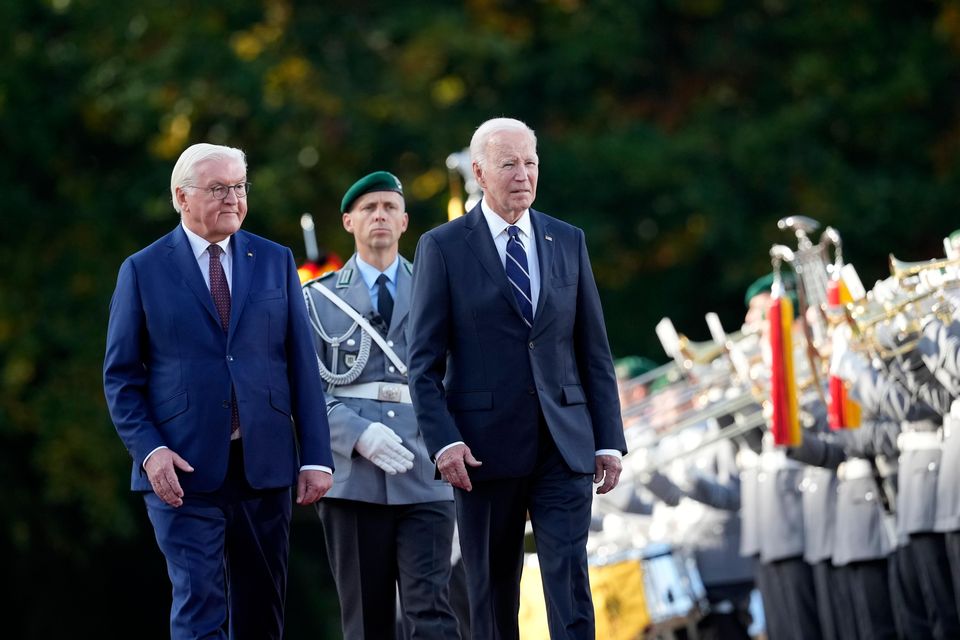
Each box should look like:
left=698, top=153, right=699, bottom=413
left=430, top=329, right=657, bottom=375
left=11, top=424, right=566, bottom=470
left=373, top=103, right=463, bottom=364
left=407, top=118, right=627, bottom=639
left=103, top=143, right=333, bottom=639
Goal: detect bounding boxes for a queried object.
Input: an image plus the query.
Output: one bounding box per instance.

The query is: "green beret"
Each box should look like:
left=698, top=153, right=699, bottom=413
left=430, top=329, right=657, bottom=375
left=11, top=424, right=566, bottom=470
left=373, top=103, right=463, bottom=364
left=744, top=272, right=799, bottom=319
left=341, top=171, right=403, bottom=213
left=744, top=273, right=775, bottom=306
left=614, top=355, right=660, bottom=380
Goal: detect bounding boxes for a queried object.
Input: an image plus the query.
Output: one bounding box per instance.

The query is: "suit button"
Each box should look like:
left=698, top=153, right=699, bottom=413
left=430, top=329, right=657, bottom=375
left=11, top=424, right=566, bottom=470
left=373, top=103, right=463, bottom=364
left=226, top=355, right=234, bottom=362
left=387, top=340, right=394, bottom=347
left=388, top=366, right=395, bottom=373
left=222, top=401, right=230, bottom=408
left=528, top=341, right=535, bottom=350
left=387, top=410, right=396, bottom=418
left=527, top=387, right=536, bottom=395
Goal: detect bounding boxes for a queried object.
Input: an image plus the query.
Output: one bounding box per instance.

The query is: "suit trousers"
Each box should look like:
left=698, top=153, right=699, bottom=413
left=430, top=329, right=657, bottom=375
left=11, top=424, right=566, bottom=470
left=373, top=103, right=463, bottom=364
left=454, top=422, right=594, bottom=640
left=840, top=559, right=897, bottom=640
left=945, top=531, right=960, bottom=618
left=890, top=545, right=935, bottom=639
left=812, top=560, right=860, bottom=640
left=756, top=557, right=822, bottom=640
left=318, top=498, right=459, bottom=640
left=145, top=440, right=292, bottom=640
left=908, top=533, right=960, bottom=639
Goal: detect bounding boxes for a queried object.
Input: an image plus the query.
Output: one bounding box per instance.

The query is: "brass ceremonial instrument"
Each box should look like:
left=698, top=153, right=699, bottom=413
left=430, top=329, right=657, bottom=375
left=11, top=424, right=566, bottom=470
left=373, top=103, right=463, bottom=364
left=890, top=253, right=960, bottom=298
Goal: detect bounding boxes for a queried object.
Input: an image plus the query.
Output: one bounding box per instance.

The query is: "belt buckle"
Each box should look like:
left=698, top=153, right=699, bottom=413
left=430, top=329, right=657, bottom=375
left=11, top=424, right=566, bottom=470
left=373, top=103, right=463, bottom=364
left=378, top=383, right=402, bottom=403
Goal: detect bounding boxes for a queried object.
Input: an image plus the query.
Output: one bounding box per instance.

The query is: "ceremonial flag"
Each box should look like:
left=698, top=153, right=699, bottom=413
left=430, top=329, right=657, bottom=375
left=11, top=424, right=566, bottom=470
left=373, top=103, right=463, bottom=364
left=769, top=294, right=801, bottom=446
left=827, top=278, right=861, bottom=429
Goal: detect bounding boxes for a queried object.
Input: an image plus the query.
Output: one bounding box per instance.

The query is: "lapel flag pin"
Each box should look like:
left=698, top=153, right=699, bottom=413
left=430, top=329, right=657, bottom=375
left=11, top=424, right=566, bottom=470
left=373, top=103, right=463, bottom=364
left=545, top=234, right=553, bottom=242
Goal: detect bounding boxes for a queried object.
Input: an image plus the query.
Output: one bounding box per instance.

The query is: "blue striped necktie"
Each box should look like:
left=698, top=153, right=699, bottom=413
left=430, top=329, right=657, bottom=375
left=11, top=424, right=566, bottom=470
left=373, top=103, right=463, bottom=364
left=505, top=225, right=534, bottom=327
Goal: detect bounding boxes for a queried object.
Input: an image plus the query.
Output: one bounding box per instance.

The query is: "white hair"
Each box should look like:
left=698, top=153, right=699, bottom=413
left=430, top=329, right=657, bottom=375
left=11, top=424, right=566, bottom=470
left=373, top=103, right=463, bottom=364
left=469, top=118, right=537, bottom=167
left=170, top=143, right=246, bottom=213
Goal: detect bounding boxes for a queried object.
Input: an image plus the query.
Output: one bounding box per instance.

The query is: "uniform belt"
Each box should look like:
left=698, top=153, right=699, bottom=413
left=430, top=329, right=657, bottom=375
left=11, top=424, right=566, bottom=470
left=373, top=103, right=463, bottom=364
left=898, top=430, right=941, bottom=452
left=838, top=458, right=873, bottom=481
left=331, top=381, right=412, bottom=404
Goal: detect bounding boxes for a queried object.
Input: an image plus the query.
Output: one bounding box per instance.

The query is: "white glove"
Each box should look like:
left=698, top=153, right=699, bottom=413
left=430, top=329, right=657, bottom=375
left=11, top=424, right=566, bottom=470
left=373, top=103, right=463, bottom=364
left=355, top=422, right=415, bottom=475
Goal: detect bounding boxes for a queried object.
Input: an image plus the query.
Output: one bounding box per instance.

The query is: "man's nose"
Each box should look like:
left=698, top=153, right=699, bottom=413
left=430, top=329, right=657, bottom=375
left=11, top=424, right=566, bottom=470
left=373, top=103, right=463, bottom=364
left=223, top=187, right=240, bottom=203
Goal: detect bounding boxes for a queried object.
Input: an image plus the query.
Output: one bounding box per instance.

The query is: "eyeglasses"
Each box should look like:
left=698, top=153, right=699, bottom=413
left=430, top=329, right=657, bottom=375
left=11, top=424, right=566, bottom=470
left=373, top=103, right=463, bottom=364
left=191, top=182, right=252, bottom=200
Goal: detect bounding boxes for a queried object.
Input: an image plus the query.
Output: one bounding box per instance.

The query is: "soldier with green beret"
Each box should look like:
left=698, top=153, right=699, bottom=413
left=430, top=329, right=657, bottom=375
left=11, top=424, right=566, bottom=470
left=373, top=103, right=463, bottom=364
left=303, top=171, right=460, bottom=639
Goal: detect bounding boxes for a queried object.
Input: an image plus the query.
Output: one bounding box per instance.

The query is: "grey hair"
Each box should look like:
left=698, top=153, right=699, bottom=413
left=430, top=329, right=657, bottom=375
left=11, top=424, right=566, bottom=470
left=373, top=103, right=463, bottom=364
left=469, top=118, right=537, bottom=167
left=170, top=143, right=246, bottom=213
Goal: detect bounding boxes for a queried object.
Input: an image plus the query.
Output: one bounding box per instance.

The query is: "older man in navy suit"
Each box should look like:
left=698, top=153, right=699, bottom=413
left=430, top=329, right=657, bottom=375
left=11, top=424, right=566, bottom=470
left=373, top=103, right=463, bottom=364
left=408, top=118, right=627, bottom=639
left=104, top=143, right=333, bottom=639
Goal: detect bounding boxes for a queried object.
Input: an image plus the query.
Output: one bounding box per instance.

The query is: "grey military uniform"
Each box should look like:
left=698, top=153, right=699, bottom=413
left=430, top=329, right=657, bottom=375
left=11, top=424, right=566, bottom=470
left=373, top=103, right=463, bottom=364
left=303, top=255, right=458, bottom=640
left=303, top=256, right=452, bottom=505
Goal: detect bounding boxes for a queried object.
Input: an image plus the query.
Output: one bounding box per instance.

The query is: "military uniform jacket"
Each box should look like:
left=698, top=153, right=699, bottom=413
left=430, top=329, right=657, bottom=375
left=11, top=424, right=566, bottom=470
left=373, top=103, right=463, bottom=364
left=302, top=255, right=452, bottom=505
left=918, top=320, right=960, bottom=532
left=757, top=449, right=806, bottom=563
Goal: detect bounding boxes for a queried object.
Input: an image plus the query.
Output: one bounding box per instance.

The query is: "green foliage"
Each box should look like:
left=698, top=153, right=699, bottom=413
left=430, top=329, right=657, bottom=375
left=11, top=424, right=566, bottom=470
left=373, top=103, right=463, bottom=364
left=3, top=0, right=960, bottom=633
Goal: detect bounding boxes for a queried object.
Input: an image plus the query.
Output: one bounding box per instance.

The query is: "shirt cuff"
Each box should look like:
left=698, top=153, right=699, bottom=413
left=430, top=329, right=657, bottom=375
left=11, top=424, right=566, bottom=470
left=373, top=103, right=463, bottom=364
left=434, top=441, right=466, bottom=461
left=595, top=449, right=622, bottom=459
left=300, top=465, right=333, bottom=474
left=143, top=445, right=169, bottom=469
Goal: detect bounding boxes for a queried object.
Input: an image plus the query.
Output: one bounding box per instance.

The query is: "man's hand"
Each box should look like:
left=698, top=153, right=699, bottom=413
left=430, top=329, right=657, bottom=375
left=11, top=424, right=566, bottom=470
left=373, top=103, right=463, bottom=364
left=436, top=443, right=482, bottom=491
left=144, top=448, right=194, bottom=507
left=594, top=454, right=622, bottom=495
left=297, top=469, right=333, bottom=505
left=355, top=422, right=415, bottom=475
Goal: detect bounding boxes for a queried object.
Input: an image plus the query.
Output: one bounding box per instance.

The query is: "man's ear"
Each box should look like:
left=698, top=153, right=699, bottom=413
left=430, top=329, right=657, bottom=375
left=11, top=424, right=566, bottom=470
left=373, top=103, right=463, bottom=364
left=175, top=186, right=190, bottom=212
left=342, top=212, right=353, bottom=233
left=472, top=161, right=485, bottom=189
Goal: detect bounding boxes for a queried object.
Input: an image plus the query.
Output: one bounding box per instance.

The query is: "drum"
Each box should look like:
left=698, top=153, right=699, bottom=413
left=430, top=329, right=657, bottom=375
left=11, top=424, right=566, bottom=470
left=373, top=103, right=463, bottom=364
left=517, top=544, right=706, bottom=639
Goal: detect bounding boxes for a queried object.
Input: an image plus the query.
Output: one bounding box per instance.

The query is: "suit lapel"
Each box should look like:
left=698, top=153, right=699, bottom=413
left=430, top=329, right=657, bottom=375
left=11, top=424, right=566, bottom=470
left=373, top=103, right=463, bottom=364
left=390, top=258, right=412, bottom=339
left=166, top=226, right=222, bottom=330
left=228, top=232, right=255, bottom=338
left=531, top=210, right=553, bottom=318
left=463, top=205, right=526, bottom=319
left=530, top=210, right=558, bottom=339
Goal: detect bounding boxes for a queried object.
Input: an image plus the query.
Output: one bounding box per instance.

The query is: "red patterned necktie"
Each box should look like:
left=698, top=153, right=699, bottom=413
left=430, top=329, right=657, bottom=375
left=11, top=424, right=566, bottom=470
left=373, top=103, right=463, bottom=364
left=207, top=244, right=231, bottom=332
left=208, top=244, right=239, bottom=435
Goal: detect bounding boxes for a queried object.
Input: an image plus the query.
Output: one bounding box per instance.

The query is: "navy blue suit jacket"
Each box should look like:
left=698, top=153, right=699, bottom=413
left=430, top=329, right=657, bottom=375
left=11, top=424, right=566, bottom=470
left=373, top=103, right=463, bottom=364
left=408, top=205, right=626, bottom=481
left=104, top=226, right=333, bottom=493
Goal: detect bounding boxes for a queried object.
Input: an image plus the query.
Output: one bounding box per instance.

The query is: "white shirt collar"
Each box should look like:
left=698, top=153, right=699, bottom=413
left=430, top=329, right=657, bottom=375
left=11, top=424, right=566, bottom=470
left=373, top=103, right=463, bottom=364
left=480, top=198, right=532, bottom=240
left=181, top=221, right=231, bottom=259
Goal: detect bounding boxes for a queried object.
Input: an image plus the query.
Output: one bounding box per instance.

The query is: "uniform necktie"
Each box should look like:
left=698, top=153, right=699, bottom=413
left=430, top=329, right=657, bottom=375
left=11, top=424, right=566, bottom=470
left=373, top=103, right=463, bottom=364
left=376, top=273, right=394, bottom=330
left=505, top=226, right=533, bottom=327
left=208, top=244, right=239, bottom=435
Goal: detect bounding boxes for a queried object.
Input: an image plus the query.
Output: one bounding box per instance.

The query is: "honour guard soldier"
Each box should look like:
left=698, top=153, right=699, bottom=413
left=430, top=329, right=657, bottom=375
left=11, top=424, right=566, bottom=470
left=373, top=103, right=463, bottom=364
left=303, top=172, right=460, bottom=639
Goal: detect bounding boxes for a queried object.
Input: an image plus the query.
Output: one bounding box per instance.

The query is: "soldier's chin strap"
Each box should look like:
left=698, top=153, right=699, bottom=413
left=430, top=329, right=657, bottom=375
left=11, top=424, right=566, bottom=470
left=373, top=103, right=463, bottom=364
left=309, top=281, right=408, bottom=377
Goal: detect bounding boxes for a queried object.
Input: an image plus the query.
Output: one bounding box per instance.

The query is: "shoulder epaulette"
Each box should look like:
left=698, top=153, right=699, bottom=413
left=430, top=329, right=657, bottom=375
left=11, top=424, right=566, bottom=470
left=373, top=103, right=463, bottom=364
left=336, top=268, right=354, bottom=288
left=302, top=271, right=337, bottom=289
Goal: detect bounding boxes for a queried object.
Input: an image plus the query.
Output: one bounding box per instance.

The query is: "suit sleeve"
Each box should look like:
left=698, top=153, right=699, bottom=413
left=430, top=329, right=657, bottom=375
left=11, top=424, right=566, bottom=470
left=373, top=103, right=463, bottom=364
left=407, top=233, right=464, bottom=457
left=103, top=258, right=166, bottom=471
left=572, top=229, right=627, bottom=454
left=285, top=249, right=334, bottom=469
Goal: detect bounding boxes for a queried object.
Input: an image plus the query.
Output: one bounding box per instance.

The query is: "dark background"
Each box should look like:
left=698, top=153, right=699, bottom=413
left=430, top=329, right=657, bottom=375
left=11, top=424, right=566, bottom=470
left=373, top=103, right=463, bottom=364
left=3, top=0, right=960, bottom=636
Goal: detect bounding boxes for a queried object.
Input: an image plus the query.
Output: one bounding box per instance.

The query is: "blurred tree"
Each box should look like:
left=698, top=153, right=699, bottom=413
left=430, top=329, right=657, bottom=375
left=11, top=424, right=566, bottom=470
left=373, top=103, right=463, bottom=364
left=1, top=0, right=960, bottom=635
